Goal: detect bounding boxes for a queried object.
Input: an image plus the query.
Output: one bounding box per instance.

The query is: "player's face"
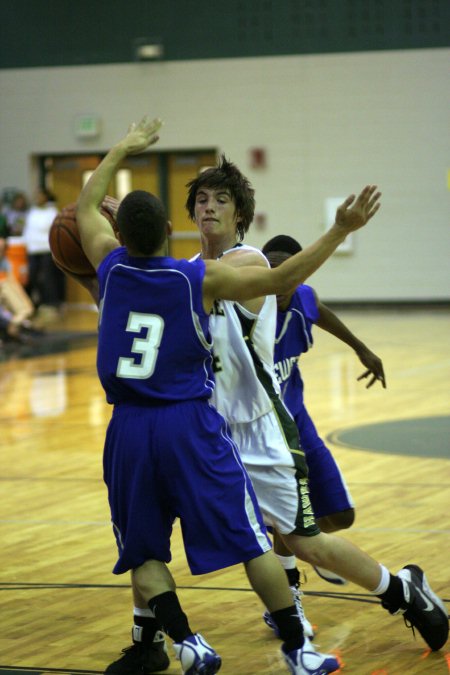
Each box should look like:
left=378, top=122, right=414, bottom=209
left=194, top=187, right=239, bottom=239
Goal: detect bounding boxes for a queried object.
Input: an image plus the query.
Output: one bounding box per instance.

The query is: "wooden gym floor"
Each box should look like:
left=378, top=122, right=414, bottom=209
left=0, top=306, right=449, bottom=674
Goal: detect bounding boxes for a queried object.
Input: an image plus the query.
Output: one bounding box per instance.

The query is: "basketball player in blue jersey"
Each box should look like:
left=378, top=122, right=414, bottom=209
left=75, top=115, right=381, bottom=675
left=263, top=234, right=385, bottom=542
left=258, top=233, right=385, bottom=627
left=180, top=156, right=448, bottom=662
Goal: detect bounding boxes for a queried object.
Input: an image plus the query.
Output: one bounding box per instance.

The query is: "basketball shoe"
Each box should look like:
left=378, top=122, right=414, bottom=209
left=282, top=637, right=339, bottom=674
left=382, top=564, right=449, bottom=651
left=104, top=628, right=169, bottom=673
left=173, top=633, right=221, bottom=674
left=263, top=583, right=314, bottom=639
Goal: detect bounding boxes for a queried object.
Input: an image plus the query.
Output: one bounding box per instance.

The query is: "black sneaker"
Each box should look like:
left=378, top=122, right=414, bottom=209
left=383, top=564, right=449, bottom=651
left=104, top=630, right=170, bottom=673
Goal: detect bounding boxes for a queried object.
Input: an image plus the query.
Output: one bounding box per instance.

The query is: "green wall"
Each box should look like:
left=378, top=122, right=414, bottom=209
left=1, top=0, right=449, bottom=69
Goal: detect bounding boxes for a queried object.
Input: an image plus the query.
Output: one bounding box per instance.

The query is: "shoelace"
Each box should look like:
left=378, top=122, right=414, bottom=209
left=403, top=616, right=417, bottom=641
left=292, top=585, right=308, bottom=623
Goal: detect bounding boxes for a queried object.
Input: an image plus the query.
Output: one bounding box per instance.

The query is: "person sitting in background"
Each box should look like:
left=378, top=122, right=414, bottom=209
left=0, top=237, right=40, bottom=344
left=22, top=188, right=65, bottom=323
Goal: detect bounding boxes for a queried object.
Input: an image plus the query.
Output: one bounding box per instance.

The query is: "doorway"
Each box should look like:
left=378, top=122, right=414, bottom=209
left=41, top=149, right=216, bottom=303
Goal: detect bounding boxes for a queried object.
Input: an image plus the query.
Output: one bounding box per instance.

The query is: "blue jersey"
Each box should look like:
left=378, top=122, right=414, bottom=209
left=273, top=285, right=354, bottom=519
left=273, top=284, right=319, bottom=417
left=97, top=248, right=214, bottom=404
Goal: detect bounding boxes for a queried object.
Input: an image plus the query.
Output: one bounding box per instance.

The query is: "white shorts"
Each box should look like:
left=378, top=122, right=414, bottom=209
left=230, top=408, right=320, bottom=537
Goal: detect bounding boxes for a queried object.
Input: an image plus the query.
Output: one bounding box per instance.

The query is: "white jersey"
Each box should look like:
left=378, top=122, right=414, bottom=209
left=207, top=244, right=281, bottom=424
left=191, top=245, right=316, bottom=535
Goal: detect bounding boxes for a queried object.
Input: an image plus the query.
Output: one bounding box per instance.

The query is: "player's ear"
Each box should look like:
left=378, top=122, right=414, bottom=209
left=166, top=220, right=173, bottom=237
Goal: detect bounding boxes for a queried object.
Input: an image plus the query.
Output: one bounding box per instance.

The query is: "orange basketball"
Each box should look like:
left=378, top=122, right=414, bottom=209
left=49, top=196, right=119, bottom=276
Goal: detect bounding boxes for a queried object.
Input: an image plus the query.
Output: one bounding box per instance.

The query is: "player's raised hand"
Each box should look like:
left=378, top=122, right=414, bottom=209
left=334, top=185, right=381, bottom=234
left=121, top=115, right=163, bottom=155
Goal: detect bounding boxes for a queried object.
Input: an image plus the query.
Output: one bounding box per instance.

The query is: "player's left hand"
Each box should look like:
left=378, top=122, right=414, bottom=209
left=334, top=185, right=381, bottom=233
left=356, top=346, right=386, bottom=388
left=121, top=115, right=163, bottom=155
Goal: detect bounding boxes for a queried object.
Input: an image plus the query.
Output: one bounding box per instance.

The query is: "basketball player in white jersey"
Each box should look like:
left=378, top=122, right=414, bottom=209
left=182, top=155, right=448, bottom=657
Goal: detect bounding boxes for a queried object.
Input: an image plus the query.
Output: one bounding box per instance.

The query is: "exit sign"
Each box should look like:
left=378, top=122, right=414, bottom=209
left=74, top=114, right=101, bottom=139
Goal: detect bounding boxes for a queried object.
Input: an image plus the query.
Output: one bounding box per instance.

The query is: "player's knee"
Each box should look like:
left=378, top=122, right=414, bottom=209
left=283, top=531, right=327, bottom=567
left=316, top=508, right=355, bottom=533
left=330, top=508, right=355, bottom=531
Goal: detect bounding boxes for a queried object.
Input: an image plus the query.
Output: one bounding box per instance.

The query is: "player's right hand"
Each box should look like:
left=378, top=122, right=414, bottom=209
left=121, top=115, right=163, bottom=155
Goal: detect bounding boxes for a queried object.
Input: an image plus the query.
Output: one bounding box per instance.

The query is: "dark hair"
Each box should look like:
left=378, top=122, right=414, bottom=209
left=116, top=190, right=168, bottom=255
left=39, top=187, right=56, bottom=203
left=262, top=234, right=302, bottom=256
left=185, top=155, right=255, bottom=241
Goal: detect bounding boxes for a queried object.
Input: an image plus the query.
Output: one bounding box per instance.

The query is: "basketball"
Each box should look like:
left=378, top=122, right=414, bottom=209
left=49, top=196, right=119, bottom=276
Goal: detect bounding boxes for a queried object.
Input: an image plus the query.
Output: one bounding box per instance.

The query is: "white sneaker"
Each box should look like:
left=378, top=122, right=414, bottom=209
left=314, top=566, right=347, bottom=586
left=173, top=633, right=221, bottom=674
left=291, top=584, right=315, bottom=638
left=263, top=584, right=314, bottom=639
left=282, top=637, right=339, bottom=674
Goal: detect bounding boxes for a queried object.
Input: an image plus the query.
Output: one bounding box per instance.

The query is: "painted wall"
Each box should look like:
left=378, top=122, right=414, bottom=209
left=0, top=48, right=449, bottom=300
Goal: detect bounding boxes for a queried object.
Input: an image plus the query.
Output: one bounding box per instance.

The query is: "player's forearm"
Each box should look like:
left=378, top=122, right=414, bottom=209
left=237, top=227, right=348, bottom=298
left=316, top=303, right=366, bottom=352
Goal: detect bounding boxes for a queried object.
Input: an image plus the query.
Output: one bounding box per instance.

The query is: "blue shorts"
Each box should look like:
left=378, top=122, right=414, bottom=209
left=295, top=406, right=354, bottom=520
left=103, top=399, right=271, bottom=575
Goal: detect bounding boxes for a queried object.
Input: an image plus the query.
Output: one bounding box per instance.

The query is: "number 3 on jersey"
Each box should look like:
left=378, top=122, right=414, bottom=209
left=116, top=312, right=164, bottom=379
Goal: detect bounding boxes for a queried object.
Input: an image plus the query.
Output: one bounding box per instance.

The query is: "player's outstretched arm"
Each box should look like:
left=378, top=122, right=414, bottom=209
left=77, top=115, right=162, bottom=270
left=316, top=298, right=386, bottom=388
left=203, top=185, right=382, bottom=306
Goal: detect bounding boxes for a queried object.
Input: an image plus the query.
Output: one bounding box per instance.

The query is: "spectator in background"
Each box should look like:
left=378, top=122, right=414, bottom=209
left=22, top=188, right=65, bottom=322
left=4, top=191, right=29, bottom=236
left=0, top=211, right=8, bottom=240
left=0, top=237, right=40, bottom=345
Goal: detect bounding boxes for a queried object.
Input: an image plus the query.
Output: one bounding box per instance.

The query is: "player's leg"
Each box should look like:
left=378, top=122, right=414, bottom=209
left=133, top=561, right=222, bottom=675
left=230, top=410, right=317, bottom=638
left=104, top=405, right=220, bottom=675
left=104, top=574, right=182, bottom=675
left=281, top=530, right=449, bottom=651
left=169, top=403, right=338, bottom=674
left=300, top=405, right=354, bottom=531
left=103, top=407, right=173, bottom=674
left=244, top=550, right=339, bottom=674
left=271, top=530, right=314, bottom=637
left=237, top=406, right=448, bottom=653
left=299, top=405, right=354, bottom=584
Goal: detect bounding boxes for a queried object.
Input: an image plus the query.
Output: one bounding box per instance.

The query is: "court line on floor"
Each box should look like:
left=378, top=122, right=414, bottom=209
left=0, top=581, right=448, bottom=605
left=0, top=666, right=102, bottom=674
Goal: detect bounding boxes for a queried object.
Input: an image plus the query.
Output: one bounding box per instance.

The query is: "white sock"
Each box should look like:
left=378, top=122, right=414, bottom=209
left=276, top=554, right=297, bottom=571
left=134, top=605, right=155, bottom=618
left=370, top=564, right=390, bottom=595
